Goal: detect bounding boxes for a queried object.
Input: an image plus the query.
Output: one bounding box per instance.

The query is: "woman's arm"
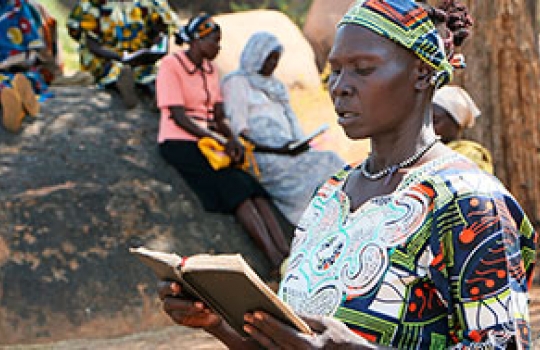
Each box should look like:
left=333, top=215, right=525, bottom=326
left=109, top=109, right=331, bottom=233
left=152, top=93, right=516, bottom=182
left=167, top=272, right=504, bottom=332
left=169, top=106, right=227, bottom=144
left=434, top=192, right=537, bottom=348
left=213, top=102, right=244, bottom=163
left=243, top=312, right=380, bottom=349
left=86, top=36, right=122, bottom=62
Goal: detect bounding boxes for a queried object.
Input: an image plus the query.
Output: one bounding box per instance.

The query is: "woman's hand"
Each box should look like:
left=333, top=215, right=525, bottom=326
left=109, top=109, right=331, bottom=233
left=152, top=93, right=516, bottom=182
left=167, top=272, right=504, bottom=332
left=244, top=312, right=376, bottom=349
left=225, top=137, right=245, bottom=164
left=158, top=281, right=222, bottom=331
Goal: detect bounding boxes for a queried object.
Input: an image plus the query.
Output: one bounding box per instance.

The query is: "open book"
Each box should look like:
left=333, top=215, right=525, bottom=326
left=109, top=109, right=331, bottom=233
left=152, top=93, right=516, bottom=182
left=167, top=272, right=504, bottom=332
left=122, top=34, right=168, bottom=66
left=130, top=247, right=311, bottom=336
left=287, top=123, right=329, bottom=152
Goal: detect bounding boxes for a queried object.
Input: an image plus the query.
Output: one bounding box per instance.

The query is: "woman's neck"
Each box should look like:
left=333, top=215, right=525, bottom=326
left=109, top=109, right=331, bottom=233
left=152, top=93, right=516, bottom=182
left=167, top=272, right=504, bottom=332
left=185, top=49, right=203, bottom=67
left=368, top=124, right=438, bottom=173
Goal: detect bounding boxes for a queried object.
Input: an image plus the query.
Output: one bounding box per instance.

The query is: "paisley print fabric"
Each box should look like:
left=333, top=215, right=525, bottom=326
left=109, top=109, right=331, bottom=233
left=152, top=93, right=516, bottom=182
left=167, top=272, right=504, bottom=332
left=279, top=153, right=537, bottom=349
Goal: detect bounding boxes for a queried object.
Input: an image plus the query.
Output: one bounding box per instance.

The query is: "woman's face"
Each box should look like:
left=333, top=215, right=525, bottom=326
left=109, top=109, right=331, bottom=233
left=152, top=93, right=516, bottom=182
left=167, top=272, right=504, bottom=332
left=328, top=25, right=420, bottom=140
left=259, top=50, right=281, bottom=76
left=198, top=31, right=221, bottom=61
left=432, top=103, right=461, bottom=143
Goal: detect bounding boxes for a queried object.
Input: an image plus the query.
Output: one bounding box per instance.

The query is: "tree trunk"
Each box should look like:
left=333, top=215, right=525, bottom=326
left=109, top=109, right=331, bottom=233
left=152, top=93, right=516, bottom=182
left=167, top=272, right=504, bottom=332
left=526, top=0, right=539, bottom=50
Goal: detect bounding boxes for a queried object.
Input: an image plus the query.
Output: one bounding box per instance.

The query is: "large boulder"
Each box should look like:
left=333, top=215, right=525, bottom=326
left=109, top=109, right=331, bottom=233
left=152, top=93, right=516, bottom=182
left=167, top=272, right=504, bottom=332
left=213, top=10, right=321, bottom=90
left=0, top=87, right=288, bottom=345
left=302, top=0, right=354, bottom=71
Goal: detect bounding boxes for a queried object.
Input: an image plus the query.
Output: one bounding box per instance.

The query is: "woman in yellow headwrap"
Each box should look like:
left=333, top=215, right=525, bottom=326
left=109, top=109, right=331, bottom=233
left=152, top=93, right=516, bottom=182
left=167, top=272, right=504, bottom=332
left=432, top=85, right=494, bottom=173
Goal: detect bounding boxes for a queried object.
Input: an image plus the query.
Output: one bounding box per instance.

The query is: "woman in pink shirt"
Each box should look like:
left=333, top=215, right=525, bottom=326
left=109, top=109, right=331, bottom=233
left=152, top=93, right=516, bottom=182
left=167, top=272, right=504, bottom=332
left=156, top=14, right=289, bottom=273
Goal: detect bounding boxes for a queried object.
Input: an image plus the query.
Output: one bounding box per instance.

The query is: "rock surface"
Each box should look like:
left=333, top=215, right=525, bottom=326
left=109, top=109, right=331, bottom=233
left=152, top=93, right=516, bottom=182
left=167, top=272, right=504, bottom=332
left=0, top=86, right=286, bottom=345
left=303, top=0, right=354, bottom=71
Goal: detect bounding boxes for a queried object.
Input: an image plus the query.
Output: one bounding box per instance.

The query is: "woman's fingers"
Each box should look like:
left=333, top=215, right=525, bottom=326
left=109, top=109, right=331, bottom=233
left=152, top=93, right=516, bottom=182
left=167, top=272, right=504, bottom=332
left=243, top=323, right=280, bottom=350
left=301, top=314, right=328, bottom=334
left=244, top=312, right=308, bottom=349
left=157, top=280, right=181, bottom=300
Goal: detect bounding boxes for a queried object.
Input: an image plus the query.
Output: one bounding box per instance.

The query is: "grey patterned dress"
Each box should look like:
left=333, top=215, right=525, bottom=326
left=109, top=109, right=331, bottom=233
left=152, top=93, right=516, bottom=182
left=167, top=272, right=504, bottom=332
left=221, top=32, right=344, bottom=224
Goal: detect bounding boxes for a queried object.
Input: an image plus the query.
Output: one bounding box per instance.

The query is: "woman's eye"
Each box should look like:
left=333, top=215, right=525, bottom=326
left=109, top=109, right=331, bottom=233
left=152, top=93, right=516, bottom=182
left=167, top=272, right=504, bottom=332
left=355, top=67, right=375, bottom=75
left=330, top=67, right=341, bottom=76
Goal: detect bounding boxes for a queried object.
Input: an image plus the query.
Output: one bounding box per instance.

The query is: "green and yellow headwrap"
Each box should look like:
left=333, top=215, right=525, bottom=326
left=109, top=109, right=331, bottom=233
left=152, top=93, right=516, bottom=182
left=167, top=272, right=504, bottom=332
left=339, top=0, right=453, bottom=87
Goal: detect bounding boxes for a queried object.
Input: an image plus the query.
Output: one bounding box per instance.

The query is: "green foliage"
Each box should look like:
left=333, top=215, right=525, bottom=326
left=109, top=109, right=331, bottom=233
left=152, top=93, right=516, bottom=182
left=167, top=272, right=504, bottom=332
left=173, top=0, right=313, bottom=27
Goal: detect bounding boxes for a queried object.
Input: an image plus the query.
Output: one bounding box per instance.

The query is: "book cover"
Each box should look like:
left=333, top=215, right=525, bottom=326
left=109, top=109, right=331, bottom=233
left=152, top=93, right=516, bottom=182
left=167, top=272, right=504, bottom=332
left=129, top=247, right=311, bottom=337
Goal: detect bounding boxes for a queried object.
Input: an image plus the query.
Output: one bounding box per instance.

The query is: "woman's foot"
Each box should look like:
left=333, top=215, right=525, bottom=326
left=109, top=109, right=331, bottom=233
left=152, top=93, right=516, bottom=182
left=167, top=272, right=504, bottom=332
left=1, top=87, right=25, bottom=133
left=116, top=66, right=138, bottom=109
left=12, top=73, right=40, bottom=117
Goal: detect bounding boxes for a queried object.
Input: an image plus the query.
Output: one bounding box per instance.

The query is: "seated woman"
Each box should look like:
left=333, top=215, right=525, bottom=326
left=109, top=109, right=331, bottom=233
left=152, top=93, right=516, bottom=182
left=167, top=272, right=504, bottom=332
left=433, top=85, right=494, bottom=173
left=221, top=32, right=345, bottom=225
left=0, top=0, right=46, bottom=133
left=67, top=0, right=177, bottom=109
left=156, top=14, right=290, bottom=275
left=158, top=1, right=537, bottom=349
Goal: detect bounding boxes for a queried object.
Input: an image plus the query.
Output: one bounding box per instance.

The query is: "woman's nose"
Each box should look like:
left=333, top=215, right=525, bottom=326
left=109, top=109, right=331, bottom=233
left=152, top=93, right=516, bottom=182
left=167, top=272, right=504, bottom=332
left=330, top=72, right=354, bottom=98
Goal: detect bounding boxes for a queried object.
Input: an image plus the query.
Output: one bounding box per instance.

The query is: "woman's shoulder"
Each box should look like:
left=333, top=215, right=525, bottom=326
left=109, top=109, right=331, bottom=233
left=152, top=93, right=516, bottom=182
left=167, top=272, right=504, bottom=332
left=160, top=52, right=180, bottom=66
left=417, top=152, right=515, bottom=207
left=222, top=72, right=250, bottom=87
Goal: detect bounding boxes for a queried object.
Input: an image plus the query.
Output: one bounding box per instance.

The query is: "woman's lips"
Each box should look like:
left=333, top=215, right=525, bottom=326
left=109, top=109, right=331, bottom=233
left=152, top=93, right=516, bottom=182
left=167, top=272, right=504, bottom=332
left=337, top=112, right=359, bottom=126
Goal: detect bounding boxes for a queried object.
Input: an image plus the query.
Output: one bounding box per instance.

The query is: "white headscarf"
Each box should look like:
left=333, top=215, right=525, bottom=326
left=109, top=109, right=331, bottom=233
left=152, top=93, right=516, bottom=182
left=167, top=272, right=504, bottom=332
left=223, top=31, right=288, bottom=103
left=433, top=85, right=481, bottom=128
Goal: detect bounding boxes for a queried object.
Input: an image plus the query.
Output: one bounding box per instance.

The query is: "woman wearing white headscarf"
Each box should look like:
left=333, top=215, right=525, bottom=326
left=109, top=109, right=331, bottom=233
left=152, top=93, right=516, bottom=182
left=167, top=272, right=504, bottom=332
left=432, top=85, right=494, bottom=173
left=221, top=31, right=344, bottom=225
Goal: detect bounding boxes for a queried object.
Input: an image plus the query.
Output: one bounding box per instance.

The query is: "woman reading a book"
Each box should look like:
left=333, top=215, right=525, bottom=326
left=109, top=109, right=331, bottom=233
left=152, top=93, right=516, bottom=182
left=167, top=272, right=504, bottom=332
left=221, top=31, right=344, bottom=225
left=158, top=1, right=537, bottom=348
left=67, top=0, right=177, bottom=109
left=156, top=14, right=290, bottom=277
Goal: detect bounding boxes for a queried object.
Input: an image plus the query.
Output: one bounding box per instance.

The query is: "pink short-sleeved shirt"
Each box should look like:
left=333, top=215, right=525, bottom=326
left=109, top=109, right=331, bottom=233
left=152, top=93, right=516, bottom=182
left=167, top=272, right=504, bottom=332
left=156, top=51, right=223, bottom=143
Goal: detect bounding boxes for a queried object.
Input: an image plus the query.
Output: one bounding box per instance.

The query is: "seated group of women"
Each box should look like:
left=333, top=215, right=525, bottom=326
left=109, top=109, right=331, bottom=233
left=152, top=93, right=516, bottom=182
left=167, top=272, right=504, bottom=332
left=156, top=14, right=345, bottom=274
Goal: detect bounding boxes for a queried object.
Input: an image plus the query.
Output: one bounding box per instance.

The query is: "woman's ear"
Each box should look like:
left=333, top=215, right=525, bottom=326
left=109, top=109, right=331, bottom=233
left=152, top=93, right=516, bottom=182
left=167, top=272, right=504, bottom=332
left=414, top=61, right=433, bottom=91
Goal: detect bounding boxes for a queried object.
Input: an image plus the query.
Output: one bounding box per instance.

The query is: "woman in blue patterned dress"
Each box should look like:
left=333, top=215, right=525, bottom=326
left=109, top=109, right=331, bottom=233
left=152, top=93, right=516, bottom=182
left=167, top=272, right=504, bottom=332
left=0, top=0, right=47, bottom=133
left=157, top=1, right=537, bottom=349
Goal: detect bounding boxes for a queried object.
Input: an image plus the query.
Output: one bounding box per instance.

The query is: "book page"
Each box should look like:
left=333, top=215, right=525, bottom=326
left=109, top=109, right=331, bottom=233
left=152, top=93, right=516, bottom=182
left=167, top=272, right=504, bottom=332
left=129, top=247, right=183, bottom=282
left=288, top=123, right=329, bottom=151
left=131, top=248, right=311, bottom=336
left=122, top=35, right=168, bottom=64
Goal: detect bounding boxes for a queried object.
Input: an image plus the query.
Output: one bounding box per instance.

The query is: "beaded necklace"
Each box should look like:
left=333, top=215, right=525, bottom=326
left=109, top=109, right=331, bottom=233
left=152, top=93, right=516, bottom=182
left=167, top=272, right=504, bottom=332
left=360, top=137, right=441, bottom=184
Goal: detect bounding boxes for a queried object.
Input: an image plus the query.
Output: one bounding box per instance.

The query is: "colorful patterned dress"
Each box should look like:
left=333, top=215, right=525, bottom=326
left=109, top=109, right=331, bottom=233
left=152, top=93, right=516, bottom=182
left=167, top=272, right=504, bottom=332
left=279, top=153, right=537, bottom=349
left=0, top=0, right=48, bottom=94
left=67, top=0, right=176, bottom=86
